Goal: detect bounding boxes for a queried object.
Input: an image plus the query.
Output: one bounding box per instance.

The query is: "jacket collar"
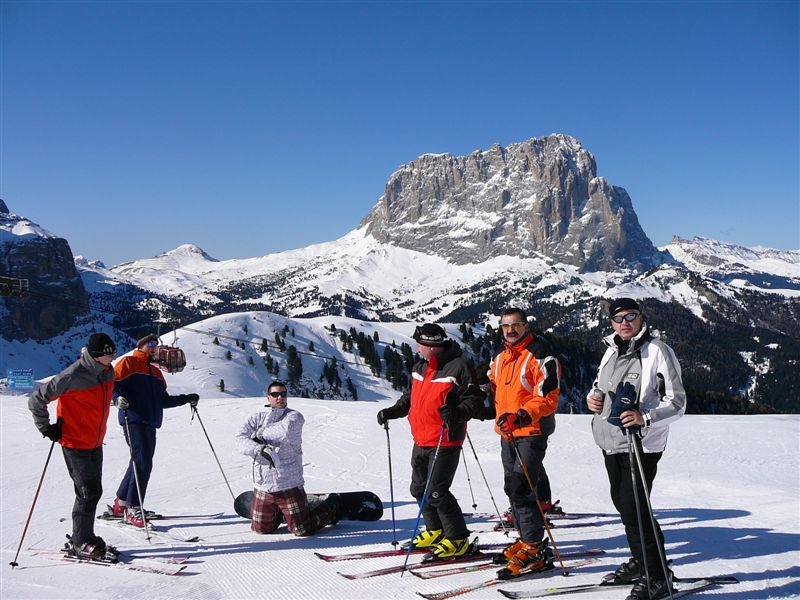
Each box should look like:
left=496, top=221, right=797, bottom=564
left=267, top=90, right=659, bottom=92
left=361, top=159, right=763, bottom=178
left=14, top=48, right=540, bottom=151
left=503, top=331, right=534, bottom=354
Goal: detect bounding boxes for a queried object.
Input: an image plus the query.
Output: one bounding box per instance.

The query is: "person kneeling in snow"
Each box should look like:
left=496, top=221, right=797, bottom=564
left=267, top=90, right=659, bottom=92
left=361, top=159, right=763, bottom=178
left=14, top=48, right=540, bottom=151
left=235, top=380, right=339, bottom=536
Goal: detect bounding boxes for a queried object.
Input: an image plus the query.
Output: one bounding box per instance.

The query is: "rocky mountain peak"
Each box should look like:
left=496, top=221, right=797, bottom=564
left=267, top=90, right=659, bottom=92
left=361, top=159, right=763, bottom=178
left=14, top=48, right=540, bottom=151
left=360, top=134, right=664, bottom=272
left=0, top=200, right=89, bottom=340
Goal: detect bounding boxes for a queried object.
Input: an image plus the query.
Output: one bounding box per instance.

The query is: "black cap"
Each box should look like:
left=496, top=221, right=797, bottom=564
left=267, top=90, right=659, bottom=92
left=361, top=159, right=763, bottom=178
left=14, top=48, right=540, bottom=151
left=413, top=323, right=447, bottom=347
left=609, top=297, right=641, bottom=317
left=137, top=333, right=159, bottom=349
left=87, top=333, right=116, bottom=357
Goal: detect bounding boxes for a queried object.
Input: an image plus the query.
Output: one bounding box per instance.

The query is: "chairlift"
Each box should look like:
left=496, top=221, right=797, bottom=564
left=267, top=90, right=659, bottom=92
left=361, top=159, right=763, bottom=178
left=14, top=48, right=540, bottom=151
left=153, top=345, right=186, bottom=373
left=0, top=276, right=30, bottom=298
left=151, top=324, right=187, bottom=373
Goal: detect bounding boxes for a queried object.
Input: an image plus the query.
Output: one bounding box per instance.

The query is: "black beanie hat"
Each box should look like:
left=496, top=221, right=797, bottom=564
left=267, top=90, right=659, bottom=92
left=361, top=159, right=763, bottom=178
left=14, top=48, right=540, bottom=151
left=137, top=333, right=159, bottom=349
left=609, top=297, right=641, bottom=317
left=87, top=333, right=116, bottom=357
left=413, top=323, right=448, bottom=347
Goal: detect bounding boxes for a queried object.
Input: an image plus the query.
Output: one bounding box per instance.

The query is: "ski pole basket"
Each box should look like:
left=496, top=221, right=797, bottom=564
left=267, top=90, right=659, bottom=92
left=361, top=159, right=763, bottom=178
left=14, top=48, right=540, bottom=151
left=154, top=346, right=186, bottom=373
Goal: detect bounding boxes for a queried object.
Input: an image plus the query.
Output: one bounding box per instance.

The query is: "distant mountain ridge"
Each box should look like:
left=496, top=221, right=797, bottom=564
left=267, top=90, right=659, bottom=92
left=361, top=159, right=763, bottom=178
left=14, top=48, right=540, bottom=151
left=1, top=134, right=798, bottom=412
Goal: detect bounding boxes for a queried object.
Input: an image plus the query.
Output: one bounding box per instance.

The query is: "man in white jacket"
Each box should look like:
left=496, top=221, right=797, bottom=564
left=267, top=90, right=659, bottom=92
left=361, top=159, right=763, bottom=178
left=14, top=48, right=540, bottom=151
left=235, top=380, right=339, bottom=535
left=587, top=297, right=686, bottom=600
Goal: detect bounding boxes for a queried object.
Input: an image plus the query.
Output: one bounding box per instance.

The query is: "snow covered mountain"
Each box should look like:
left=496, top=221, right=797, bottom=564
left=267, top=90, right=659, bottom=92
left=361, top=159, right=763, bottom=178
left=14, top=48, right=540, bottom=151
left=1, top=134, right=798, bottom=412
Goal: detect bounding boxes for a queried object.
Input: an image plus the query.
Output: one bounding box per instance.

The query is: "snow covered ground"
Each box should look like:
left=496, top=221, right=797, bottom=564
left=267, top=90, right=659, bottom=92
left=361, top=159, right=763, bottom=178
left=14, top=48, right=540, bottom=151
left=1, top=387, right=798, bottom=599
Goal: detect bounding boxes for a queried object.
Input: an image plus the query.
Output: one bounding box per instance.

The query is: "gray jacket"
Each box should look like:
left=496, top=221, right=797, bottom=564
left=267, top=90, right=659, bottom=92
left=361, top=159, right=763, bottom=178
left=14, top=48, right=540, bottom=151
left=235, top=406, right=305, bottom=493
left=591, top=322, right=686, bottom=454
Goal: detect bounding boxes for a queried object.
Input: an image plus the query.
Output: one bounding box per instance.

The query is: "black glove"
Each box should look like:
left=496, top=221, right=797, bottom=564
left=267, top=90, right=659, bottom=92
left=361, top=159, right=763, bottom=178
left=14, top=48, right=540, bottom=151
left=376, top=409, right=391, bottom=426
left=43, top=421, right=62, bottom=442
left=185, top=393, right=200, bottom=408
left=496, top=409, right=532, bottom=435
left=259, top=445, right=275, bottom=467
left=608, top=382, right=638, bottom=429
left=438, top=403, right=465, bottom=423
left=114, top=396, right=129, bottom=410
left=478, top=398, right=496, bottom=421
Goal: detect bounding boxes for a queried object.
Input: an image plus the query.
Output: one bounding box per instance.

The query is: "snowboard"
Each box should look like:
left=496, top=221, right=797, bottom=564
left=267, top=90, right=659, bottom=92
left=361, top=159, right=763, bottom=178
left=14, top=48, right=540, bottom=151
left=234, top=490, right=383, bottom=522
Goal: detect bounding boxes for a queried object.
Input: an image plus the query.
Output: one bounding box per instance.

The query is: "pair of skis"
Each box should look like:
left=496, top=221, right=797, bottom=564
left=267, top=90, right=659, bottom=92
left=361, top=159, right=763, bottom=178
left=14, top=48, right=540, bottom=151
left=95, top=511, right=223, bottom=543
left=497, top=575, right=740, bottom=598
left=29, top=548, right=190, bottom=576
left=319, top=546, right=604, bottom=581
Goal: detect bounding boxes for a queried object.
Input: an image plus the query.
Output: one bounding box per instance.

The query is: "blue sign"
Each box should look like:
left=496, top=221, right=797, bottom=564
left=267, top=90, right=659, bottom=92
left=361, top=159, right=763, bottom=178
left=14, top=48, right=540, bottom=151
left=7, top=368, right=34, bottom=389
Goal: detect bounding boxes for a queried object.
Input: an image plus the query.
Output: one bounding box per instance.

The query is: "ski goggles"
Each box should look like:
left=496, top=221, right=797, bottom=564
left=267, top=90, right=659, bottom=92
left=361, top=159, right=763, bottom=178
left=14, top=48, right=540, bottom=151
left=611, top=312, right=641, bottom=323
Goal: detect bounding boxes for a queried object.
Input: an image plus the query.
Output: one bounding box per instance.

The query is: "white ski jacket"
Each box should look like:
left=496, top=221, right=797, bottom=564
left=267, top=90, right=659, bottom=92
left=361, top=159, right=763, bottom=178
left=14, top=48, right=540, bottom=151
left=590, top=322, right=686, bottom=454
left=235, top=406, right=305, bottom=493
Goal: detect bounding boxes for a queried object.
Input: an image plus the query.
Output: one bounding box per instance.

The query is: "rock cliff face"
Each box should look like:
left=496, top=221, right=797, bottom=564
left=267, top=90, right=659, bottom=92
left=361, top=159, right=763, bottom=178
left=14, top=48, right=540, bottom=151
left=0, top=200, right=89, bottom=340
left=361, top=134, right=663, bottom=271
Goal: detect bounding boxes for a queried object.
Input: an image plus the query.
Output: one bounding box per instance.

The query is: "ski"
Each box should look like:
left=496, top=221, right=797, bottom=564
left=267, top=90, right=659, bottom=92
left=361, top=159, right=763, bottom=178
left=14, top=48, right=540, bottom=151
left=414, top=556, right=599, bottom=580
left=412, top=549, right=605, bottom=580
left=98, top=506, right=224, bottom=521
left=316, top=541, right=508, bottom=562
left=482, top=521, right=602, bottom=533
left=497, top=575, right=739, bottom=598
left=464, top=512, right=616, bottom=521
left=415, top=565, right=564, bottom=600
left=337, top=550, right=492, bottom=580
left=670, top=579, right=717, bottom=599
left=30, top=549, right=187, bottom=576
left=96, top=517, right=202, bottom=542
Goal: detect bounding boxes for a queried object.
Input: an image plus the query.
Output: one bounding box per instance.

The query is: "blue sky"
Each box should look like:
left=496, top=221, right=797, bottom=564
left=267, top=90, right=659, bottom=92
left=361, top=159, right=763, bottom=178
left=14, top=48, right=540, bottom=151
left=1, top=1, right=797, bottom=267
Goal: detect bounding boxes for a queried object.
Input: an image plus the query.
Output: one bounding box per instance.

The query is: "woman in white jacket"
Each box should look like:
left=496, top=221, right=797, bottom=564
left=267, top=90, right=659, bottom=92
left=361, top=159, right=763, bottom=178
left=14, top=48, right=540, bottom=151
left=235, top=380, right=339, bottom=536
left=587, top=298, right=686, bottom=600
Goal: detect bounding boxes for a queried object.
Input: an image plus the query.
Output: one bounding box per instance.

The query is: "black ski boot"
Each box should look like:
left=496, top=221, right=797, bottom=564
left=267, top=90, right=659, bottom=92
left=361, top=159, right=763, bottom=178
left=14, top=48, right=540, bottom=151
left=602, top=557, right=641, bottom=584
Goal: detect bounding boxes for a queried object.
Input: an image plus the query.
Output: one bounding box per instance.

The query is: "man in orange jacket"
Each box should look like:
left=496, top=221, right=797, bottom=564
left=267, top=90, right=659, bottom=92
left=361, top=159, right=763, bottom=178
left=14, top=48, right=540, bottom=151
left=28, top=332, right=117, bottom=561
left=488, top=307, right=561, bottom=579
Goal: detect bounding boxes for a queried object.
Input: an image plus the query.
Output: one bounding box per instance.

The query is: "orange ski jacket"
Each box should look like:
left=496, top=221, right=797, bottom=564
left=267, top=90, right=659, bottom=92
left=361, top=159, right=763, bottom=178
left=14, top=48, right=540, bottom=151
left=489, top=332, right=561, bottom=438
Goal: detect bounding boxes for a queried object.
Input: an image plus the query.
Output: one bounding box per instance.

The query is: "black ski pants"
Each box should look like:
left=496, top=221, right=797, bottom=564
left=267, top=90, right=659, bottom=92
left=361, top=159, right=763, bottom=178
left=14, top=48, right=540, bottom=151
left=500, top=434, right=548, bottom=543
left=409, top=444, right=469, bottom=540
left=116, top=422, right=157, bottom=508
left=604, top=439, right=668, bottom=581
left=62, top=445, right=103, bottom=546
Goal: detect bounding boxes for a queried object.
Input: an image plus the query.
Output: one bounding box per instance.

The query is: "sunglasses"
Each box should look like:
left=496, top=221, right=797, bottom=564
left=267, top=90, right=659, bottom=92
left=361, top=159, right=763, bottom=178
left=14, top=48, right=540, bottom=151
left=500, top=322, right=526, bottom=330
left=268, top=391, right=287, bottom=398
left=145, top=340, right=158, bottom=348
left=611, top=312, right=641, bottom=323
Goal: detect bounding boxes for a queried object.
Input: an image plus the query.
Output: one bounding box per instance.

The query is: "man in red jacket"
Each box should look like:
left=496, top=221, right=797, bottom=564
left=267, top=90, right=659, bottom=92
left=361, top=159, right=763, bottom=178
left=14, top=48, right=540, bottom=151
left=28, top=332, right=117, bottom=561
left=488, top=308, right=561, bottom=579
left=376, top=323, right=484, bottom=560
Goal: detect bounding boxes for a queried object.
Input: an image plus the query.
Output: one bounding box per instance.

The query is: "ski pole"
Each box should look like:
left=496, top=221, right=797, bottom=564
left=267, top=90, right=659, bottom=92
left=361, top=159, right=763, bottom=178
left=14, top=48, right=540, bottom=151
left=401, top=424, right=446, bottom=577
left=191, top=406, right=236, bottom=501
left=460, top=447, right=477, bottom=510
left=9, top=437, right=57, bottom=568
left=123, top=410, right=151, bottom=542
left=507, top=434, right=568, bottom=576
left=383, top=421, right=399, bottom=548
left=628, top=429, right=675, bottom=600
left=465, top=432, right=510, bottom=535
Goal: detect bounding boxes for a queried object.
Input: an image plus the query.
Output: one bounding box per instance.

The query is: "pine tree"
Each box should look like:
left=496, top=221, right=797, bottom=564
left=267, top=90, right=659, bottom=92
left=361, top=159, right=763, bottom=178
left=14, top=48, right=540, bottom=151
left=286, top=345, right=303, bottom=384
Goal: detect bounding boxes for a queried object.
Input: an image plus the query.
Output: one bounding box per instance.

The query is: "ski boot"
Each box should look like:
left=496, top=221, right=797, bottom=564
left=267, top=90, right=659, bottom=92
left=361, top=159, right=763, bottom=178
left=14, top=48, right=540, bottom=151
left=423, top=536, right=478, bottom=562
left=602, top=557, right=641, bottom=584
left=496, top=538, right=554, bottom=580
left=626, top=572, right=674, bottom=600
left=410, top=528, right=444, bottom=549
left=492, top=538, right=525, bottom=565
